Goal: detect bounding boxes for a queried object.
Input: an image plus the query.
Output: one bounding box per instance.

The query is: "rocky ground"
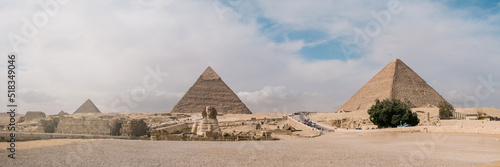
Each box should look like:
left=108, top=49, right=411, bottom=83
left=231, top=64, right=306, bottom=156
left=1, top=132, right=499, bottom=167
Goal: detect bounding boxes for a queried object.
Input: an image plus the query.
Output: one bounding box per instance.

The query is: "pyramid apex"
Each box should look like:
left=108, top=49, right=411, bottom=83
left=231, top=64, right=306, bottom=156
left=201, top=66, right=221, bottom=80
left=391, top=59, right=402, bottom=63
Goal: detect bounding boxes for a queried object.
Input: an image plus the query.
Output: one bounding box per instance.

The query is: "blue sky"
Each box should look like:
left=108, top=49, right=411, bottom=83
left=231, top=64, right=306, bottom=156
left=251, top=0, right=500, bottom=61
left=1, top=0, right=500, bottom=114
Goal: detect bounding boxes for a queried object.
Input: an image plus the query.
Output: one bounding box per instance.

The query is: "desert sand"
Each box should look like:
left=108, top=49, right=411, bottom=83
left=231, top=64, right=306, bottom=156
left=1, top=132, right=499, bottom=167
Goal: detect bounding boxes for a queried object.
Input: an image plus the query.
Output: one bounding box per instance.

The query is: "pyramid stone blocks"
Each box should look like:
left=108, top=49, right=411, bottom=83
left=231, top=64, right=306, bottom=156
left=171, top=66, right=252, bottom=114
left=74, top=99, right=101, bottom=114
left=338, top=59, right=450, bottom=112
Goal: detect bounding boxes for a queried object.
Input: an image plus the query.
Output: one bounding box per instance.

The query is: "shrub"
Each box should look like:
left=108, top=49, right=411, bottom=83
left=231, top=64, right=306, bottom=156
left=367, top=98, right=420, bottom=127
left=438, top=102, right=454, bottom=119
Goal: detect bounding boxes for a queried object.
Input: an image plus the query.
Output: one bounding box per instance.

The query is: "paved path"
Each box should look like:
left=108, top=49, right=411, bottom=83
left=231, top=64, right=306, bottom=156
left=290, top=113, right=335, bottom=132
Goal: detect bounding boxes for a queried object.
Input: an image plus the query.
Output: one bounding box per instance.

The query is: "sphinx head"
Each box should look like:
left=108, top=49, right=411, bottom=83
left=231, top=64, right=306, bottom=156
left=202, top=106, right=218, bottom=119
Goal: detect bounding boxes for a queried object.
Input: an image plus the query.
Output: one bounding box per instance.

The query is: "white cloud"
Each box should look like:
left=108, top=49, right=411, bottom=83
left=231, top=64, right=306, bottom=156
left=0, top=0, right=499, bottom=114
left=238, top=86, right=316, bottom=113
left=18, top=88, right=56, bottom=103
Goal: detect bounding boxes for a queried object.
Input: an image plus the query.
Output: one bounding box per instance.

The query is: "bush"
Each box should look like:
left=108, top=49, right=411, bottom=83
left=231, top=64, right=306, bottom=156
left=367, top=98, right=420, bottom=127
left=438, top=102, right=454, bottom=119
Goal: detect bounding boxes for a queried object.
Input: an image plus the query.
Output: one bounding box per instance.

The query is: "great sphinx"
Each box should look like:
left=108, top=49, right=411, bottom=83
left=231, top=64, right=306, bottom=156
left=191, top=106, right=221, bottom=136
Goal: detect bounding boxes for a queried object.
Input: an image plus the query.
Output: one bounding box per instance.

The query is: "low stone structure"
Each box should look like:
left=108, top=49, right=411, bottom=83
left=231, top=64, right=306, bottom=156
left=24, top=111, right=46, bottom=123
left=37, top=118, right=59, bottom=133
left=110, top=119, right=124, bottom=136
left=0, top=132, right=129, bottom=141
left=328, top=117, right=374, bottom=129
left=120, top=119, right=148, bottom=137
left=56, top=117, right=112, bottom=135
left=1, top=112, right=186, bottom=140
left=151, top=106, right=278, bottom=141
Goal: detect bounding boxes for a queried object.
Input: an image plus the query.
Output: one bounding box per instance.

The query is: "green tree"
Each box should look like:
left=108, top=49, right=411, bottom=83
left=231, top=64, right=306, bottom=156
left=438, top=102, right=454, bottom=119
left=367, top=98, right=420, bottom=127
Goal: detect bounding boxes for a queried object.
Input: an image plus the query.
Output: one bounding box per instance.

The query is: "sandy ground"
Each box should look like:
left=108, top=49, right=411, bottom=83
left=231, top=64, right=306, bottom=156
left=1, top=132, right=500, bottom=167
left=0, top=139, right=97, bottom=150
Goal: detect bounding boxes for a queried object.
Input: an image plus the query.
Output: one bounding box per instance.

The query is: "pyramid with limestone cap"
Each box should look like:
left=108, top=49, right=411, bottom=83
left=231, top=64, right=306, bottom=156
left=337, top=59, right=450, bottom=112
left=73, top=99, right=101, bottom=114
left=171, top=66, right=252, bottom=114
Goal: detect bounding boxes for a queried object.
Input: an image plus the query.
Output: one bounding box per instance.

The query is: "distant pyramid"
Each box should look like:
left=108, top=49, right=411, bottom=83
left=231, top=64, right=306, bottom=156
left=171, top=66, right=252, bottom=114
left=58, top=110, right=69, bottom=116
left=337, top=59, right=450, bottom=112
left=73, top=99, right=101, bottom=114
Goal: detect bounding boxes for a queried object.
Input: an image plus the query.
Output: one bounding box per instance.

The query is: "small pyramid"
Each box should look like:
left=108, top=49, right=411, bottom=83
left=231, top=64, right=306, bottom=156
left=337, top=59, right=450, bottom=112
left=58, top=110, right=69, bottom=115
left=74, top=99, right=101, bottom=114
left=171, top=66, right=252, bottom=114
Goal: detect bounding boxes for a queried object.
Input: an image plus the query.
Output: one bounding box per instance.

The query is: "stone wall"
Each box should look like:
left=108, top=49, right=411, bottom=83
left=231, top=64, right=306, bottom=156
left=56, top=117, right=111, bottom=135
left=120, top=119, right=148, bottom=137
left=24, top=111, right=46, bottom=123
left=0, top=132, right=128, bottom=141
left=150, top=129, right=276, bottom=141
left=328, top=117, right=373, bottom=129
left=37, top=118, right=59, bottom=133
left=440, top=120, right=500, bottom=127
left=110, top=119, right=124, bottom=136
left=416, top=120, right=500, bottom=134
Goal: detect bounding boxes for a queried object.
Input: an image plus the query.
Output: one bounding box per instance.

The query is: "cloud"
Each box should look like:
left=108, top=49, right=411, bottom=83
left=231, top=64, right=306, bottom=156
left=0, top=0, right=499, bottom=114
left=18, top=88, right=57, bottom=103
left=107, top=90, right=185, bottom=113
left=238, top=86, right=316, bottom=113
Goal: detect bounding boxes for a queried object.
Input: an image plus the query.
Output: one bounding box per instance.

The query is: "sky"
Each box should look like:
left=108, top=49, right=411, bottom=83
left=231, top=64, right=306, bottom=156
left=1, top=0, right=499, bottom=115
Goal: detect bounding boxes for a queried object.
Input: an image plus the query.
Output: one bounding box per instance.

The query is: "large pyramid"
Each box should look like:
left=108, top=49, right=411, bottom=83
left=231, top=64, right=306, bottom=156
left=73, top=99, right=101, bottom=114
left=337, top=59, right=450, bottom=112
left=171, top=66, right=252, bottom=114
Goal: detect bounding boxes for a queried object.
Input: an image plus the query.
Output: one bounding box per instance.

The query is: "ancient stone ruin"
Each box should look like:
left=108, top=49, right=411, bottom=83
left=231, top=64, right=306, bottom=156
left=151, top=106, right=278, bottom=141
left=338, top=59, right=451, bottom=112
left=56, top=116, right=111, bottom=135
left=24, top=111, right=46, bottom=123
left=171, top=66, right=252, bottom=114
left=120, top=119, right=148, bottom=137
left=191, top=106, right=221, bottom=135
left=4, top=109, right=155, bottom=140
